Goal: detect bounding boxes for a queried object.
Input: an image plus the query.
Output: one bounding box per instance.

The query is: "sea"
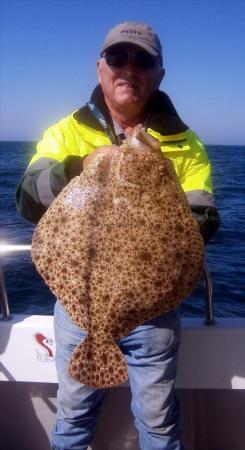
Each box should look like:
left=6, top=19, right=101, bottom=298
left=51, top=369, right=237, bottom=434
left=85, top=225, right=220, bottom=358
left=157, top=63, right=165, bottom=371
left=0, top=141, right=244, bottom=318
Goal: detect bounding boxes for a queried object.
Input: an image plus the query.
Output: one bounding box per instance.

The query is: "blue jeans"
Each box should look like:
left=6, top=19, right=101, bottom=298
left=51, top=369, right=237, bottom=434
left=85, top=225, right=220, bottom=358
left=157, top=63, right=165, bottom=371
left=51, top=301, right=183, bottom=450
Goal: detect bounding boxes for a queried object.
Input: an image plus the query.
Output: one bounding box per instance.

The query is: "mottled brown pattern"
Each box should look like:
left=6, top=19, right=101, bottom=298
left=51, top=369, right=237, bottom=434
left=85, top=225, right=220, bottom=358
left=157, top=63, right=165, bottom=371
left=31, top=125, right=204, bottom=388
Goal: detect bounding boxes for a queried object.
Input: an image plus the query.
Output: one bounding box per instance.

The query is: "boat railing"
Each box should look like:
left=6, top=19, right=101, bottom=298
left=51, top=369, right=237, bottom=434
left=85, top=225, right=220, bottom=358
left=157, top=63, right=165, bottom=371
left=0, top=243, right=215, bottom=325
left=0, top=244, right=31, bottom=321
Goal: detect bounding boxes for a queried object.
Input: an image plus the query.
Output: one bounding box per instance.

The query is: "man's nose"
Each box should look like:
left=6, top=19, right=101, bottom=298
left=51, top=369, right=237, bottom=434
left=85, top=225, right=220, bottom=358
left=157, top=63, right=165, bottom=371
left=120, top=60, right=138, bottom=73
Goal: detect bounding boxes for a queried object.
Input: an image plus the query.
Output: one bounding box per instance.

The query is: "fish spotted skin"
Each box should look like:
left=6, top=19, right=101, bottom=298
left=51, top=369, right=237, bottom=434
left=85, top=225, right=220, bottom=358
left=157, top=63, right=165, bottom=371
left=32, top=125, right=204, bottom=388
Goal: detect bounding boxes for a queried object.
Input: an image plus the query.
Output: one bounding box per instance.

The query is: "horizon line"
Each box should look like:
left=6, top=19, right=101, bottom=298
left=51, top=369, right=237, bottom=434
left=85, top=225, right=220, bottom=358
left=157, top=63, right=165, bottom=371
left=0, top=139, right=244, bottom=147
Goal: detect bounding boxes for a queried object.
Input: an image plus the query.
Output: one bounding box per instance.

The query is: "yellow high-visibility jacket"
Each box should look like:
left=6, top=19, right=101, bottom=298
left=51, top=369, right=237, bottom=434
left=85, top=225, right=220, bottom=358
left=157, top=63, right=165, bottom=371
left=16, top=86, right=220, bottom=242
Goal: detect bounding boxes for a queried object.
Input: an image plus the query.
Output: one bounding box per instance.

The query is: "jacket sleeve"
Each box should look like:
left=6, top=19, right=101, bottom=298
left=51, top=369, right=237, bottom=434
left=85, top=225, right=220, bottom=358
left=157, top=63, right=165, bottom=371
left=180, top=131, right=220, bottom=243
left=15, top=123, right=85, bottom=224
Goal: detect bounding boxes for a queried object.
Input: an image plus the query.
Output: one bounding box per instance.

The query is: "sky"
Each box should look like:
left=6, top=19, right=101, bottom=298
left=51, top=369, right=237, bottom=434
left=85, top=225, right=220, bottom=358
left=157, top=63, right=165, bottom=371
left=0, top=0, right=244, bottom=144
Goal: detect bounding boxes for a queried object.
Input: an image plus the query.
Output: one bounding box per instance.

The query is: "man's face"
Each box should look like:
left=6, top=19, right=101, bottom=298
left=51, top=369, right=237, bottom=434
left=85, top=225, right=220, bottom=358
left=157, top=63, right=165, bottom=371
left=97, top=44, right=164, bottom=112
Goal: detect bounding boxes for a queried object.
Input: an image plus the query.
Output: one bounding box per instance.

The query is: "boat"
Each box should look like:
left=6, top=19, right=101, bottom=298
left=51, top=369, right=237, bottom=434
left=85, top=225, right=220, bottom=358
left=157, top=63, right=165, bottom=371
left=1, top=243, right=245, bottom=450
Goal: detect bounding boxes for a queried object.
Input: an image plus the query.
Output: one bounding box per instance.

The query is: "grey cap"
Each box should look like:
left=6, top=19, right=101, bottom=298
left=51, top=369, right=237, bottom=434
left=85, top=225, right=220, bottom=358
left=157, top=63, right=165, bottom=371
left=100, top=21, right=163, bottom=65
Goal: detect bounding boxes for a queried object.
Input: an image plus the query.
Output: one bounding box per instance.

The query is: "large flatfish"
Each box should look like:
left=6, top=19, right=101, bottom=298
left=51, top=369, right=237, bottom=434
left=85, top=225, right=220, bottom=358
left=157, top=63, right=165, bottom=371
left=31, top=125, right=204, bottom=388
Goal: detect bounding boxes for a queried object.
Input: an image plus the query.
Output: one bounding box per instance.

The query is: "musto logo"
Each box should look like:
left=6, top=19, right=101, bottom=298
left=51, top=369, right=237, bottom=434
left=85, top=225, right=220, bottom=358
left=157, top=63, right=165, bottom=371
left=33, top=332, right=54, bottom=362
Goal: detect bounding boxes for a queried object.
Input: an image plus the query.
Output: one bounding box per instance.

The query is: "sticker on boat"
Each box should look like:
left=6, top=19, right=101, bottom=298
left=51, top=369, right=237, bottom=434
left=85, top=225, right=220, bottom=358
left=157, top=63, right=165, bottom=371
left=33, top=332, right=54, bottom=362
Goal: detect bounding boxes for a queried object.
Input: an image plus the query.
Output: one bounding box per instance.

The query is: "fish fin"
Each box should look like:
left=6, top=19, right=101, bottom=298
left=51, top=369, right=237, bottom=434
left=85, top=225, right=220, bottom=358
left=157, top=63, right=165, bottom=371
left=68, top=335, right=128, bottom=388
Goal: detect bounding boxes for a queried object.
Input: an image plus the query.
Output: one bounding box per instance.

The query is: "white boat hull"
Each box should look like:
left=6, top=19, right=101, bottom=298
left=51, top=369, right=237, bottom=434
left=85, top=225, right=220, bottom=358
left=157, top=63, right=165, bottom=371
left=1, top=315, right=245, bottom=449
left=1, top=315, right=245, bottom=389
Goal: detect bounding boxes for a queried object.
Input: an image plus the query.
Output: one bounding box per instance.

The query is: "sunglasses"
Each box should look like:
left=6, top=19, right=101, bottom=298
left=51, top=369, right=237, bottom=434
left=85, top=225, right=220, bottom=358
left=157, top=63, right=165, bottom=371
left=102, top=49, right=159, bottom=70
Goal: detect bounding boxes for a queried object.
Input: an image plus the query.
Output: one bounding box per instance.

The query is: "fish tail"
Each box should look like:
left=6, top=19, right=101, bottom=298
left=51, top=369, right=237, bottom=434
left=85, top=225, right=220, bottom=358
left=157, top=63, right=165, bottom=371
left=68, top=335, right=128, bottom=388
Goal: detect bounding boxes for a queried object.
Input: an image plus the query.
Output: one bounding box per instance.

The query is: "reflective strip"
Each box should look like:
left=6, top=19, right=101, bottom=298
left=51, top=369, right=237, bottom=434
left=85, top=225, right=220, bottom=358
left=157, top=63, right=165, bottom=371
left=186, top=190, right=215, bottom=207
left=36, top=167, right=55, bottom=208
left=87, top=101, right=117, bottom=144
left=26, top=157, right=57, bottom=172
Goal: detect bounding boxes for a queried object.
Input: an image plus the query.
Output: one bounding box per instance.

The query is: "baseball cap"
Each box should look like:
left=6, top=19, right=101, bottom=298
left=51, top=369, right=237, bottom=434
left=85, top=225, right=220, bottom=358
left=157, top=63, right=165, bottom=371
left=100, top=21, right=163, bottom=66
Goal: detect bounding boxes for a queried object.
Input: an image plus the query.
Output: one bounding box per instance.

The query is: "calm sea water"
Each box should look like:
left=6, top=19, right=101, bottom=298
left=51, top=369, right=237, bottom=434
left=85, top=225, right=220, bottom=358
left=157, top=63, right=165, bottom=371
left=0, top=141, right=244, bottom=318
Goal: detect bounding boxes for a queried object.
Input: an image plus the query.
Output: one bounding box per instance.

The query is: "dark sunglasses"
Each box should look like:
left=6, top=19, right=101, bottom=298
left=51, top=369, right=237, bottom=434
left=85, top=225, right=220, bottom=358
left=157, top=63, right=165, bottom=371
left=102, top=49, right=159, bottom=70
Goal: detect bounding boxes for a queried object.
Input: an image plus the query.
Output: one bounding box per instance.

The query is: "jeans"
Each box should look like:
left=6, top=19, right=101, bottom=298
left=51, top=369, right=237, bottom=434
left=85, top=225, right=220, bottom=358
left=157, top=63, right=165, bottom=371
left=51, top=301, right=183, bottom=450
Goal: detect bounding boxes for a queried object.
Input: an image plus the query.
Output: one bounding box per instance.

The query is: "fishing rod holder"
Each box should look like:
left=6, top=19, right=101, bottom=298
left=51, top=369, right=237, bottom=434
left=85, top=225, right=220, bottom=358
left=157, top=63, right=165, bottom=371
left=0, top=258, right=10, bottom=320
left=203, top=261, right=215, bottom=325
left=0, top=243, right=215, bottom=324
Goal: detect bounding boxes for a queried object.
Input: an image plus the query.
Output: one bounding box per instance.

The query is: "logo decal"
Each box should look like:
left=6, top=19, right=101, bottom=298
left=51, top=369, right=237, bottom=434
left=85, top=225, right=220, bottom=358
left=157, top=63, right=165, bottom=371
left=121, top=29, right=142, bottom=35
left=33, top=332, right=54, bottom=362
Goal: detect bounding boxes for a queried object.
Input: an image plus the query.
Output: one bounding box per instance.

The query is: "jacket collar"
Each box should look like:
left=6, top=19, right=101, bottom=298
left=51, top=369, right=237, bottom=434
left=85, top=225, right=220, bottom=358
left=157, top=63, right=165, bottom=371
left=146, top=89, right=189, bottom=135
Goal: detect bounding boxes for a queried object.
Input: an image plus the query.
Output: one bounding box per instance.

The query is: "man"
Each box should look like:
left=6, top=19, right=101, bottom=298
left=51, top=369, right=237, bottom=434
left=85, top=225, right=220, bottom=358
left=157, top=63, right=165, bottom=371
left=16, top=21, right=220, bottom=450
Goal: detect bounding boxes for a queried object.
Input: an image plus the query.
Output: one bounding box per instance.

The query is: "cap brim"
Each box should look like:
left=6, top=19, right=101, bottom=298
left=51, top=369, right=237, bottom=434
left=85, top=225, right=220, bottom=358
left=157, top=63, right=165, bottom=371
left=100, top=36, right=159, bottom=58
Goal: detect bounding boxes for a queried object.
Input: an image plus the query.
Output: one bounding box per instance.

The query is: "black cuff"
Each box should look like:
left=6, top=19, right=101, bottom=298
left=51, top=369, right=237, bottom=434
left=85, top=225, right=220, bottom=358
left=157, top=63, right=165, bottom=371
left=191, top=205, right=220, bottom=244
left=49, top=156, right=85, bottom=198
left=64, top=155, right=85, bottom=182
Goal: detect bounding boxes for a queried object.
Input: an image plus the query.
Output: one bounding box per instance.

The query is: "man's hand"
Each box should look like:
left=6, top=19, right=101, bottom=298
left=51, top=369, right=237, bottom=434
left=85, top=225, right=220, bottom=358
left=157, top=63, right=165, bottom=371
left=83, top=145, right=120, bottom=175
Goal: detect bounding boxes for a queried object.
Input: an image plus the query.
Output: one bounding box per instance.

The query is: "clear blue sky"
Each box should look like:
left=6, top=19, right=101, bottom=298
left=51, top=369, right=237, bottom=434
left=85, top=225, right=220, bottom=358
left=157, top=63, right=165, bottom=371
left=1, top=0, right=244, bottom=144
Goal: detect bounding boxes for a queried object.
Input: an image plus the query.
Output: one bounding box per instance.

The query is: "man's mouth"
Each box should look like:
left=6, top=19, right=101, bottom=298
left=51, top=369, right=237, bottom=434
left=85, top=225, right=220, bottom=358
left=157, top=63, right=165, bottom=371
left=116, top=81, right=138, bottom=89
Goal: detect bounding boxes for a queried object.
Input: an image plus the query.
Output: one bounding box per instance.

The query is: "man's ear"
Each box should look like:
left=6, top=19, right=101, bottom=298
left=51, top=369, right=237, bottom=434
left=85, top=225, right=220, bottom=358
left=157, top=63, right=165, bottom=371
left=156, top=67, right=165, bottom=89
left=96, top=60, right=102, bottom=84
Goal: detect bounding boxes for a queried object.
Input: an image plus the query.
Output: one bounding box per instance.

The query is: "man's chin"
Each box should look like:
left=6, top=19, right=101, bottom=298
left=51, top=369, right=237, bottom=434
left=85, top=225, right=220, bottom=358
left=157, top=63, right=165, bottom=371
left=114, top=94, right=141, bottom=107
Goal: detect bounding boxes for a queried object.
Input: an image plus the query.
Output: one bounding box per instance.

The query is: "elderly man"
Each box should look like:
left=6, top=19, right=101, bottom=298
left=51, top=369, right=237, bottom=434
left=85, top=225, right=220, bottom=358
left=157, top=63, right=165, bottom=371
left=16, top=21, right=219, bottom=450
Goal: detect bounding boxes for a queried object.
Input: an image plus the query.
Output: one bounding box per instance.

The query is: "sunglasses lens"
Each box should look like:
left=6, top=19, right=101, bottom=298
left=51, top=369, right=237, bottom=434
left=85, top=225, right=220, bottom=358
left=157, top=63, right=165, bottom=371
left=134, top=52, right=156, bottom=70
left=104, top=50, right=157, bottom=70
left=105, top=51, right=128, bottom=68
